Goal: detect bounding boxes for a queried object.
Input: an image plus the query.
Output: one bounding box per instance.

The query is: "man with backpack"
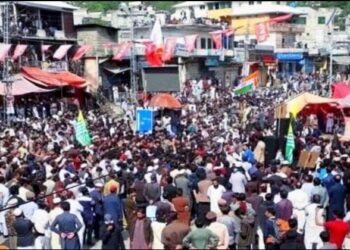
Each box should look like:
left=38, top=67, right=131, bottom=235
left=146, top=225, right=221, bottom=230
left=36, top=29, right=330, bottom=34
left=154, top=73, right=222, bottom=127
left=279, top=218, right=306, bottom=250
left=263, top=207, right=280, bottom=250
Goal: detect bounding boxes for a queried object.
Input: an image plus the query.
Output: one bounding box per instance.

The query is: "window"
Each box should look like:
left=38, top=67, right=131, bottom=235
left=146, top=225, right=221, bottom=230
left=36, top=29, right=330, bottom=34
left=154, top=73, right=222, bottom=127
left=257, top=1, right=262, bottom=4
left=207, top=38, right=212, bottom=49
left=200, top=5, right=205, bottom=10
left=318, top=16, right=326, bottom=24
left=249, top=1, right=254, bottom=5
left=294, top=16, right=306, bottom=24
left=201, top=38, right=206, bottom=49
left=208, top=3, right=214, bottom=10
left=214, top=3, right=219, bottom=9
left=219, top=1, right=231, bottom=9
left=276, top=1, right=280, bottom=4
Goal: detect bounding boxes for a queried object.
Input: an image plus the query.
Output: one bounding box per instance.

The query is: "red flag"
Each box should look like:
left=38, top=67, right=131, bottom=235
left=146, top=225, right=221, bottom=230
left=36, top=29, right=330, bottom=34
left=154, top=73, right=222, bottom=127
left=113, top=42, right=132, bottom=61
left=269, top=13, right=293, bottom=24
left=184, top=34, right=198, bottom=52
left=41, top=45, right=51, bottom=53
left=144, top=42, right=163, bottom=67
left=210, top=30, right=223, bottom=49
left=255, top=22, right=270, bottom=43
left=0, top=44, right=11, bottom=62
left=162, top=37, right=177, bottom=62
left=72, top=45, right=92, bottom=61
left=53, top=45, right=72, bottom=60
left=12, top=44, right=27, bottom=60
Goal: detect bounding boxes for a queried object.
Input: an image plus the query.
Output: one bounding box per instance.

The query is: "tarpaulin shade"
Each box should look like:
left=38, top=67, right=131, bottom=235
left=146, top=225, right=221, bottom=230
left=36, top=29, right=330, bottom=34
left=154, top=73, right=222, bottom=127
left=286, top=92, right=338, bottom=117
left=148, top=93, right=182, bottom=109
left=332, top=83, right=350, bottom=99
left=0, top=75, right=55, bottom=96
left=332, top=56, right=350, bottom=65
left=21, top=67, right=86, bottom=88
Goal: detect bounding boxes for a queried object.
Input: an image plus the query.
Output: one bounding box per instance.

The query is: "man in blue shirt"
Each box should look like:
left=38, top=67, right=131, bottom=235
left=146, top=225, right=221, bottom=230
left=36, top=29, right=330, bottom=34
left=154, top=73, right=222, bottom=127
left=263, top=207, right=279, bottom=250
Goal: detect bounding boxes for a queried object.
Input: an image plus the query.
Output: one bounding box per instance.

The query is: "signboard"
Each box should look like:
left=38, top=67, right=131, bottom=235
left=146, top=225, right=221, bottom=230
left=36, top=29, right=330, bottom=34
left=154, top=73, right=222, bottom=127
left=276, top=53, right=303, bottom=61
left=297, top=150, right=319, bottom=169
left=136, top=108, right=154, bottom=134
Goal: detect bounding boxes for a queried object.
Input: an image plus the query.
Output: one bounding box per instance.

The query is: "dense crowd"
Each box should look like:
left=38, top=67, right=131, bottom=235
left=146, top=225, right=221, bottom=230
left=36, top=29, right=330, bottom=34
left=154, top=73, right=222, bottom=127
left=0, top=73, right=349, bottom=250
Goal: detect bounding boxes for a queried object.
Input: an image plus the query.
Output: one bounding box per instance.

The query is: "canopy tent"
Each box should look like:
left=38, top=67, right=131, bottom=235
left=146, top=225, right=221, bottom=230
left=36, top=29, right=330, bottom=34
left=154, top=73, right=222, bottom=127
left=282, top=92, right=338, bottom=117
left=21, top=67, right=87, bottom=88
left=0, top=75, right=56, bottom=96
left=331, top=83, right=350, bottom=99
left=148, top=93, right=182, bottom=109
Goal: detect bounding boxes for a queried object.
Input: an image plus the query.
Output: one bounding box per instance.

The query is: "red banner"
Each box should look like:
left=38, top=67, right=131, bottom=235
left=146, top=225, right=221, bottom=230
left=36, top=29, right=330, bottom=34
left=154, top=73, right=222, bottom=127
left=255, top=22, right=269, bottom=43
left=210, top=31, right=223, bottom=49
left=72, top=45, right=92, bottom=61
left=53, top=45, right=72, bottom=60
left=12, top=44, right=28, bottom=60
left=113, top=42, right=131, bottom=61
left=162, top=37, right=177, bottom=62
left=41, top=45, right=51, bottom=53
left=0, top=44, right=11, bottom=62
left=184, top=34, right=198, bottom=52
left=269, top=14, right=293, bottom=24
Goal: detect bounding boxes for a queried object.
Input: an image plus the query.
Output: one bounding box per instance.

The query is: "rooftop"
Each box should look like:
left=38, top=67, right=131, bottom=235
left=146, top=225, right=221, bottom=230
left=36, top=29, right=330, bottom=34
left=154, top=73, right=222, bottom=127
left=232, top=4, right=307, bottom=16
left=173, top=1, right=206, bottom=8
left=15, top=1, right=78, bottom=11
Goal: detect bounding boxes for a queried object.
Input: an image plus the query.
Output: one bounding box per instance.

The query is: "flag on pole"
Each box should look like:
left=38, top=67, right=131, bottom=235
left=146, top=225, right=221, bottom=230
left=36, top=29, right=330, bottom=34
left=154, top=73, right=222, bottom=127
left=74, top=110, right=92, bottom=146
left=12, top=45, right=28, bottom=60
left=145, top=18, right=164, bottom=66
left=72, top=45, right=92, bottom=61
left=0, top=44, right=11, bottom=62
left=285, top=116, right=295, bottom=164
left=234, top=71, right=259, bottom=95
left=210, top=30, right=223, bottom=49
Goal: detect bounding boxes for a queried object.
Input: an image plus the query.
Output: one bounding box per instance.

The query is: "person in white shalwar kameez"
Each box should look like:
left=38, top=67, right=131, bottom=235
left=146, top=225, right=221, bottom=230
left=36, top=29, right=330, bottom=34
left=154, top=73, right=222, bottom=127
left=288, top=182, right=309, bottom=233
left=304, top=195, right=325, bottom=249
left=67, top=195, right=85, bottom=248
left=207, top=179, right=226, bottom=215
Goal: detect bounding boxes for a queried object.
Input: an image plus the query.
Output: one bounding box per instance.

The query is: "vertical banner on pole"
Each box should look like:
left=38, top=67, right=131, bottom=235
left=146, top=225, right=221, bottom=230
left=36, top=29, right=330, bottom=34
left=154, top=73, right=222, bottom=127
left=136, top=108, right=154, bottom=134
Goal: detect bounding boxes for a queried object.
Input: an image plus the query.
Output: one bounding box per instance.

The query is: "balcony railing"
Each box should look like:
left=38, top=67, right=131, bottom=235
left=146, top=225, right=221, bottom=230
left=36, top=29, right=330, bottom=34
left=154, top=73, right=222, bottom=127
left=269, top=23, right=305, bottom=33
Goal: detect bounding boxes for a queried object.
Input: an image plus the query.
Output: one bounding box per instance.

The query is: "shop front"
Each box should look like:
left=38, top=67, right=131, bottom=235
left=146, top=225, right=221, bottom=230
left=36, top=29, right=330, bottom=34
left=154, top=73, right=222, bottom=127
left=276, top=53, right=304, bottom=77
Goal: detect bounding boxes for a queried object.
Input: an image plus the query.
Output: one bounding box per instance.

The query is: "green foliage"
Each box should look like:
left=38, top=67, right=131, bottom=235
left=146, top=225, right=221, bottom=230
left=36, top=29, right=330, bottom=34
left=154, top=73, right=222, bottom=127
left=70, top=1, right=180, bottom=12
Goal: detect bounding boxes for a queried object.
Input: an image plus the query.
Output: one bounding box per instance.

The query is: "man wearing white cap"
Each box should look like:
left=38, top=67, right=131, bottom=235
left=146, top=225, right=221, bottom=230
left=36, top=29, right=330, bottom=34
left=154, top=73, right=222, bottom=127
left=49, top=197, right=63, bottom=250
left=13, top=208, right=35, bottom=249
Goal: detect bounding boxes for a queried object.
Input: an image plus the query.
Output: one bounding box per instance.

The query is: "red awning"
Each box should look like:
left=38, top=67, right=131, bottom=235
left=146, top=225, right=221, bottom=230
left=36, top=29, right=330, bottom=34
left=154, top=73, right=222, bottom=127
left=0, top=74, right=56, bottom=96
left=21, top=67, right=86, bottom=88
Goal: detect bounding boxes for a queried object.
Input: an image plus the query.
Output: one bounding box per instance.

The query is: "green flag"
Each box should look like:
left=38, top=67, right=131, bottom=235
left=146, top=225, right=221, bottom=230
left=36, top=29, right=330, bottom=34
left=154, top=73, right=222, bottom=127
left=285, top=116, right=295, bottom=164
left=74, top=110, right=92, bottom=146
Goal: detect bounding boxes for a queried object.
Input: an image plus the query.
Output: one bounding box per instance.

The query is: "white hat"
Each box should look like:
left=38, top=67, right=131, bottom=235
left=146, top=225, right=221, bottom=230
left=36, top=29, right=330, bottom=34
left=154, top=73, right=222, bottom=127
left=7, top=199, right=18, bottom=207
left=81, top=163, right=88, bottom=169
left=53, top=197, right=61, bottom=204
left=95, top=183, right=104, bottom=188
left=13, top=208, right=22, bottom=217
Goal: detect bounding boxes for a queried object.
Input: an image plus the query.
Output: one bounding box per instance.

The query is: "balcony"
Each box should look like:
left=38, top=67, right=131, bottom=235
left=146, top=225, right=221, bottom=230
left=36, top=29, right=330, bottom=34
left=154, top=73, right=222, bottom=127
left=269, top=23, right=305, bottom=33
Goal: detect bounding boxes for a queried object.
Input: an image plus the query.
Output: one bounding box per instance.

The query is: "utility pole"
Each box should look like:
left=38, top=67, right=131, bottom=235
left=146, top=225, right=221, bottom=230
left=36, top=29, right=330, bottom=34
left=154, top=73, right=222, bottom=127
left=2, top=1, right=13, bottom=125
left=328, top=8, right=337, bottom=93
left=129, top=11, right=137, bottom=104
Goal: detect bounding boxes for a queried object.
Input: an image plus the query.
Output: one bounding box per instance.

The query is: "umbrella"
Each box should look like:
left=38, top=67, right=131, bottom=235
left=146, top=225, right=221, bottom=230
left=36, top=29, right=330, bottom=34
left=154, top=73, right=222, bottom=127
left=148, top=93, right=182, bottom=109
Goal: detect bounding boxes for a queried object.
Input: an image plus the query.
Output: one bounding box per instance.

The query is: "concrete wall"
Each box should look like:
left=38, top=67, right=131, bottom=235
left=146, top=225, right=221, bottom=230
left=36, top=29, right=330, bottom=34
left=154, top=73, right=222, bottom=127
left=77, top=26, right=117, bottom=56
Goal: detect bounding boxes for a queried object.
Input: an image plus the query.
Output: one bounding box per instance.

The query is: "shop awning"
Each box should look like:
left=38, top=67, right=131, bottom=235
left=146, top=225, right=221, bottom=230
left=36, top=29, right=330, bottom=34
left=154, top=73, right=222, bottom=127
left=0, top=74, right=56, bottom=96
left=21, top=67, right=87, bottom=88
left=332, top=56, right=350, bottom=65
left=104, top=67, right=130, bottom=74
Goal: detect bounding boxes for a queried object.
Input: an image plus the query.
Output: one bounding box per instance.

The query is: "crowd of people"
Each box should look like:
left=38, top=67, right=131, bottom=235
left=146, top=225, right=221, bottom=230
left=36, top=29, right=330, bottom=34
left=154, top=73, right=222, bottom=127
left=0, top=73, right=349, bottom=250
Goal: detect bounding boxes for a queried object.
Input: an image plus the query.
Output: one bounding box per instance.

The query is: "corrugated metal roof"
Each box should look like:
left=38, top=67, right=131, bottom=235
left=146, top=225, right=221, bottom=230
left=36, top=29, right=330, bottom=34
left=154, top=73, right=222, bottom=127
left=16, top=1, right=78, bottom=11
